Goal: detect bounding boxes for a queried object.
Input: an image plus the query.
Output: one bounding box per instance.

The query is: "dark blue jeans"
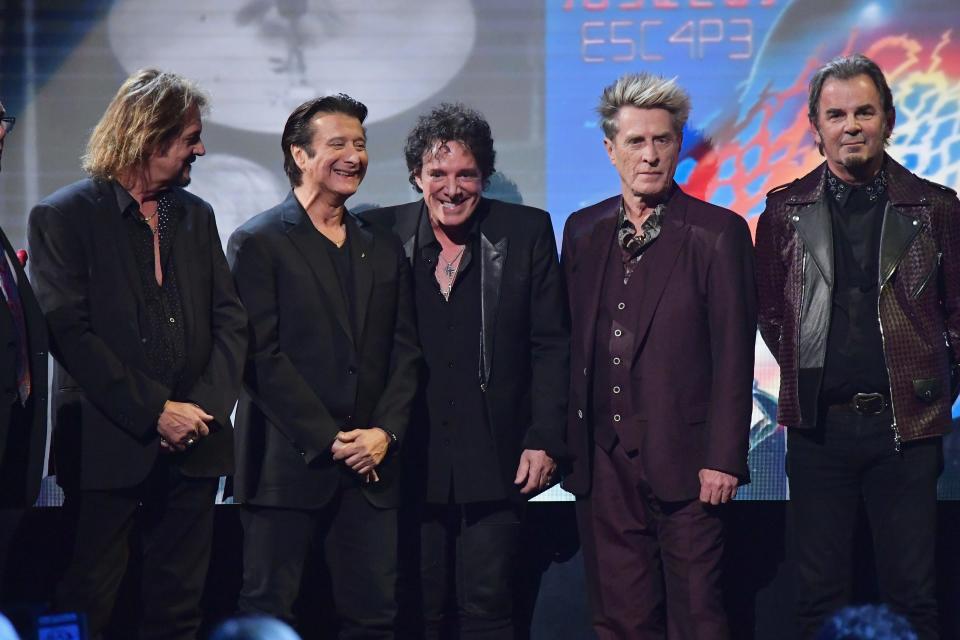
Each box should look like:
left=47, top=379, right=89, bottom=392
left=787, top=407, right=942, bottom=640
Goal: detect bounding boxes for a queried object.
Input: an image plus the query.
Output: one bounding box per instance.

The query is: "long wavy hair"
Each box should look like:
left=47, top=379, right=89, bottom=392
left=82, top=68, right=208, bottom=180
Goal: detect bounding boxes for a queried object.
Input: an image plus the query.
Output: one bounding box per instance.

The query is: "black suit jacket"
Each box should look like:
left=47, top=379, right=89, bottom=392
left=563, top=187, right=756, bottom=501
left=0, top=225, right=49, bottom=507
left=28, top=178, right=247, bottom=491
left=227, top=193, right=420, bottom=510
left=360, top=198, right=569, bottom=500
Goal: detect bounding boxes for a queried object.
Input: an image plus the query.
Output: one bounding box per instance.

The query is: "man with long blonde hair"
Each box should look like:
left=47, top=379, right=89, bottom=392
left=28, top=69, right=247, bottom=639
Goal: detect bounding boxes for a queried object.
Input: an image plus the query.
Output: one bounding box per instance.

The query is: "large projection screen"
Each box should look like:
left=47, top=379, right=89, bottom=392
left=0, top=0, right=957, bottom=504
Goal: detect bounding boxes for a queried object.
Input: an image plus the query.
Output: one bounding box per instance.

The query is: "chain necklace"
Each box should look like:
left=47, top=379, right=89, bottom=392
left=437, top=246, right=466, bottom=302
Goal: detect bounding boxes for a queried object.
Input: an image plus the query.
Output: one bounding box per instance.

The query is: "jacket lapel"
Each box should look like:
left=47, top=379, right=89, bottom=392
left=579, top=202, right=619, bottom=360
left=782, top=165, right=835, bottom=288
left=479, top=208, right=507, bottom=388
left=792, top=201, right=835, bottom=288
left=879, top=159, right=923, bottom=286
left=630, top=191, right=690, bottom=354
left=95, top=180, right=145, bottom=311
left=171, top=200, right=198, bottom=349
left=348, top=214, right=375, bottom=346
left=282, top=193, right=354, bottom=344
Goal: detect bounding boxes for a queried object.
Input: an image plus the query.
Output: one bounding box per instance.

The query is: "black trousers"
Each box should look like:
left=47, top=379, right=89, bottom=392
left=55, top=460, right=218, bottom=640
left=415, top=500, right=522, bottom=640
left=238, top=486, right=398, bottom=639
left=787, top=407, right=942, bottom=640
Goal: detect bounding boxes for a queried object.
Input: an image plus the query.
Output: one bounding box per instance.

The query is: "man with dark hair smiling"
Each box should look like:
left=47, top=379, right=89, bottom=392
left=756, top=53, right=960, bottom=639
left=228, top=94, right=420, bottom=637
left=361, top=103, right=569, bottom=638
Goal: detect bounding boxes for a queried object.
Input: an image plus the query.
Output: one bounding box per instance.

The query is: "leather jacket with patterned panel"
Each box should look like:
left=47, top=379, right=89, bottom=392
left=755, top=157, right=960, bottom=443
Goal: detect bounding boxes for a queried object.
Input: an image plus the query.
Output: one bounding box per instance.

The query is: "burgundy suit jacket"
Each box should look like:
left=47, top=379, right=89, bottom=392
left=562, top=186, right=757, bottom=501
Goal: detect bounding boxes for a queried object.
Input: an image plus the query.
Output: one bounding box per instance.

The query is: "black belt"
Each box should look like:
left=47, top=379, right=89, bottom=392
left=829, top=392, right=890, bottom=416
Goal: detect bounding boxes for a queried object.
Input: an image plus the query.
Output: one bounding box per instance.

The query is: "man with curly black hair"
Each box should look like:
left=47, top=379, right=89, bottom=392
left=361, top=104, right=569, bottom=639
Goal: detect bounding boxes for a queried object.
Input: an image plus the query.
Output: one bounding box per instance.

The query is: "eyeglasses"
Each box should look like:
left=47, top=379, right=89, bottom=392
left=0, top=116, right=15, bottom=133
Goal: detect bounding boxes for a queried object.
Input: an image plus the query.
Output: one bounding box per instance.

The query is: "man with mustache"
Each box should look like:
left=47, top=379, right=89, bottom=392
left=28, top=69, right=248, bottom=639
left=0, top=99, right=48, bottom=510
left=360, top=103, right=569, bottom=638
left=228, top=94, right=420, bottom=637
left=563, top=73, right=756, bottom=639
left=756, top=53, right=960, bottom=639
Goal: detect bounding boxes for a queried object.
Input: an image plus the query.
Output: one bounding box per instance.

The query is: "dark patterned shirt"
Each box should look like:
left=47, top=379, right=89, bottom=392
left=115, top=184, right=187, bottom=391
left=617, top=199, right=665, bottom=283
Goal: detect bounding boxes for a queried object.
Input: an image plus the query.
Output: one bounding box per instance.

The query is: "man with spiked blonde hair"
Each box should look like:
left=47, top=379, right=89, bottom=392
left=562, top=72, right=756, bottom=639
left=28, top=69, right=247, bottom=639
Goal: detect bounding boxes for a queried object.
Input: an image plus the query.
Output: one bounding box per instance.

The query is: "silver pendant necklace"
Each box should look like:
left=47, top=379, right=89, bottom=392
left=438, top=246, right=466, bottom=301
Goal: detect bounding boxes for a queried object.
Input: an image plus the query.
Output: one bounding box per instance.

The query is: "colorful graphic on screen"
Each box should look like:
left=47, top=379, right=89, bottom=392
left=545, top=0, right=960, bottom=500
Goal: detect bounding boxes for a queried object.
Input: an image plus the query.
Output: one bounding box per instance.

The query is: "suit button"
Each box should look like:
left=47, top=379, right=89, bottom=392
left=612, top=357, right=621, bottom=365
left=612, top=386, right=621, bottom=394
left=347, top=367, right=356, bottom=375
left=791, top=215, right=799, bottom=222
left=924, top=390, right=933, bottom=399
left=577, top=409, right=583, bottom=419
left=583, top=368, right=587, bottom=377
left=613, top=414, right=621, bottom=422
left=614, top=329, right=622, bottom=337
left=299, top=450, right=306, bottom=456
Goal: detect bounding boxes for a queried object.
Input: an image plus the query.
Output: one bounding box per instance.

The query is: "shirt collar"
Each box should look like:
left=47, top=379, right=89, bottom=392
left=112, top=180, right=138, bottom=217
left=825, top=164, right=888, bottom=208
left=112, top=180, right=182, bottom=218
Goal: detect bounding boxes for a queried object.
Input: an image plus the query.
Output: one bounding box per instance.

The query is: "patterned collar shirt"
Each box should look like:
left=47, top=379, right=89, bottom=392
left=617, top=199, right=665, bottom=284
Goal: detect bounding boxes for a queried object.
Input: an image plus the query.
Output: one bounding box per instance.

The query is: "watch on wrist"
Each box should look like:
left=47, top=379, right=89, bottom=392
left=383, top=428, right=399, bottom=451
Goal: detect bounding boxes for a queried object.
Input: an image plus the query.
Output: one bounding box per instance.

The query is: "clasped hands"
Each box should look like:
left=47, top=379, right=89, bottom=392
left=157, top=400, right=213, bottom=452
left=331, top=428, right=391, bottom=483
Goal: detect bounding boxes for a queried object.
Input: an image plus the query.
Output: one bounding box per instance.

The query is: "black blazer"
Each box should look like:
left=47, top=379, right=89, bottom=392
left=360, top=198, right=569, bottom=500
left=0, top=225, right=48, bottom=507
left=227, top=193, right=420, bottom=510
left=28, top=178, right=247, bottom=491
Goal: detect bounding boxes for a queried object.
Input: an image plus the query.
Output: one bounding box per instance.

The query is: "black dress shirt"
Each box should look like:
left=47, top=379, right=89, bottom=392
left=821, top=168, right=891, bottom=402
left=116, top=184, right=186, bottom=391
left=318, top=230, right=356, bottom=339
left=413, top=215, right=503, bottom=504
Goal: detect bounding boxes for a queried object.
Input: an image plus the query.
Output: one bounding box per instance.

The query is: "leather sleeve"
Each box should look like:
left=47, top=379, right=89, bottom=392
left=755, top=203, right=787, bottom=364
